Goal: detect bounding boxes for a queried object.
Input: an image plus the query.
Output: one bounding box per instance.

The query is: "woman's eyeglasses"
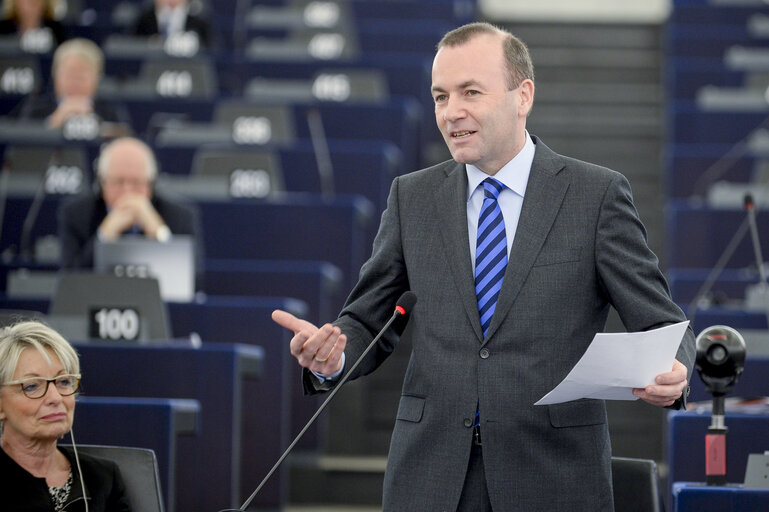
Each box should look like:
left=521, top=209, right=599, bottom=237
left=2, top=374, right=81, bottom=399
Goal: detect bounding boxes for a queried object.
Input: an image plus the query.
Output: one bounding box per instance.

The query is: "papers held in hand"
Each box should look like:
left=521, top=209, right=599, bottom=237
left=535, top=321, right=690, bottom=405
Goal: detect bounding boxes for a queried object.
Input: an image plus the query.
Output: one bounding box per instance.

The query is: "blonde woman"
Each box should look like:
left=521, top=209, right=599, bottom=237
left=0, top=321, right=131, bottom=511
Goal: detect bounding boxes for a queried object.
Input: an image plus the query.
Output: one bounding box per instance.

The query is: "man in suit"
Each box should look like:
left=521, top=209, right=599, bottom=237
left=58, top=136, right=199, bottom=269
left=16, top=38, right=130, bottom=130
left=132, top=0, right=211, bottom=48
left=272, top=22, right=695, bottom=511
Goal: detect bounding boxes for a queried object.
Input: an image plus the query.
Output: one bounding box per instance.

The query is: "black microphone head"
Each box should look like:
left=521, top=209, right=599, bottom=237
left=395, top=291, right=417, bottom=315
left=744, top=193, right=754, bottom=210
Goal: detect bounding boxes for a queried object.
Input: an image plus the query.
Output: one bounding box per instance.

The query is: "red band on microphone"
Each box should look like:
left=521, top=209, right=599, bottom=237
left=395, top=305, right=406, bottom=316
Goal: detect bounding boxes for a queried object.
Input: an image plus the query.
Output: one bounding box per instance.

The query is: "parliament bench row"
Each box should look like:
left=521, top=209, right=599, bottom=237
left=0, top=90, right=425, bottom=170
left=0, top=135, right=402, bottom=215
left=2, top=43, right=434, bottom=101
left=664, top=145, right=759, bottom=198
left=667, top=3, right=769, bottom=59
left=80, top=0, right=471, bottom=22
left=669, top=106, right=767, bottom=145
left=664, top=200, right=769, bottom=269
left=1, top=193, right=375, bottom=291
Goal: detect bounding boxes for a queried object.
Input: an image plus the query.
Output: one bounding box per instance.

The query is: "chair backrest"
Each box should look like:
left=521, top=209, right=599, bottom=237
left=611, top=456, right=662, bottom=512
left=191, top=147, right=285, bottom=198
left=68, top=444, right=164, bottom=512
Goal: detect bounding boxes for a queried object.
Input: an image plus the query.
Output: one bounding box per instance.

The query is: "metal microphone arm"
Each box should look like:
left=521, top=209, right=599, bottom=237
left=221, top=294, right=415, bottom=512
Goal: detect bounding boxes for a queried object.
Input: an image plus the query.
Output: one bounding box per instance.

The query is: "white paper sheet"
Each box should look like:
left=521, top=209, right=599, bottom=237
left=534, top=321, right=690, bottom=405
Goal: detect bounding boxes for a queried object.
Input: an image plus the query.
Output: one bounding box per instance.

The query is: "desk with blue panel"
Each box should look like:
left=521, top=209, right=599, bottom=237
left=667, top=4, right=769, bottom=60
left=666, top=62, right=743, bottom=101
left=667, top=409, right=769, bottom=507
left=665, top=144, right=754, bottom=198
left=669, top=268, right=762, bottom=305
left=83, top=0, right=472, bottom=23
left=118, top=96, right=422, bottom=168
left=0, top=197, right=60, bottom=257
left=679, top=307, right=768, bottom=336
left=198, top=194, right=374, bottom=291
left=154, top=138, right=401, bottom=213
left=0, top=194, right=375, bottom=295
left=201, top=259, right=344, bottom=324
left=665, top=201, right=769, bottom=269
left=670, top=107, right=766, bottom=145
left=73, top=342, right=265, bottom=512
left=166, top=295, right=325, bottom=451
left=242, top=19, right=450, bottom=58
left=71, top=396, right=200, bottom=512
left=673, top=482, right=769, bottom=511
left=211, top=54, right=436, bottom=164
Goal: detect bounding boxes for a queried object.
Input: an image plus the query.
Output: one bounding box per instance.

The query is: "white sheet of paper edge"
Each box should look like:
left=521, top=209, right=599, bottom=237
left=534, top=321, right=690, bottom=405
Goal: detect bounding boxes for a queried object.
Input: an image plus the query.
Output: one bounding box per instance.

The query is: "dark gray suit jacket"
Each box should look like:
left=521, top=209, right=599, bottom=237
left=323, top=137, right=695, bottom=511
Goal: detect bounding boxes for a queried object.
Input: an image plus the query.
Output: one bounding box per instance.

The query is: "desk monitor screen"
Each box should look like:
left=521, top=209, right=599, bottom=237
left=94, top=236, right=195, bottom=302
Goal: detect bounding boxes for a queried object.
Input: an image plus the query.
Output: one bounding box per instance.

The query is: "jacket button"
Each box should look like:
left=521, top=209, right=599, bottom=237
left=463, top=418, right=472, bottom=428
left=480, top=348, right=490, bottom=359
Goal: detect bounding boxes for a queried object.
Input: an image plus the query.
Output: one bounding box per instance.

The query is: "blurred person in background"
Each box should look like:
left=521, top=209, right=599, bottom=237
left=15, top=38, right=130, bottom=130
left=0, top=320, right=132, bottom=511
left=58, top=136, right=200, bottom=268
left=132, top=0, right=211, bottom=48
left=0, top=0, right=66, bottom=51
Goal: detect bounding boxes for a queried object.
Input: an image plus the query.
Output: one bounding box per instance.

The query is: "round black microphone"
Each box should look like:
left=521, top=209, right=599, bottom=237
left=395, top=291, right=417, bottom=316
left=222, top=291, right=418, bottom=512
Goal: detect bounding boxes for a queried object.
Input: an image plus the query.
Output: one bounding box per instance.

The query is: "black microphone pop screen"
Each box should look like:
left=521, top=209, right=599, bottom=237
left=395, top=291, right=417, bottom=316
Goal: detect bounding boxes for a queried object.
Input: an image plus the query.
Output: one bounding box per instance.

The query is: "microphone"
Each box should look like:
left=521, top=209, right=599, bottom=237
left=219, top=291, right=418, bottom=512
left=744, top=194, right=767, bottom=284
left=743, top=194, right=769, bottom=327
left=686, top=197, right=753, bottom=329
left=19, top=167, right=49, bottom=262
left=306, top=108, right=335, bottom=199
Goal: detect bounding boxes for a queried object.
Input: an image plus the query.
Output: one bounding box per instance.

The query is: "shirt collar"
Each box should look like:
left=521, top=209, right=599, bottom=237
left=466, top=131, right=535, bottom=201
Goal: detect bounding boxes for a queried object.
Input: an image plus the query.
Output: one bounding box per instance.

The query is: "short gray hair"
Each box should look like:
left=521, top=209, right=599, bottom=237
left=97, top=136, right=158, bottom=182
left=437, top=22, right=534, bottom=90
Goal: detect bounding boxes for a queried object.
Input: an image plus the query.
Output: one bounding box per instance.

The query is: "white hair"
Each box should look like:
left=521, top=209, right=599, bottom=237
left=97, top=137, right=158, bottom=182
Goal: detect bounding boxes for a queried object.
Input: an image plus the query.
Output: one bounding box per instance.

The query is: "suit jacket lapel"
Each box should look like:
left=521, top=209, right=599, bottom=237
left=434, top=161, right=485, bottom=342
left=484, top=139, right=570, bottom=342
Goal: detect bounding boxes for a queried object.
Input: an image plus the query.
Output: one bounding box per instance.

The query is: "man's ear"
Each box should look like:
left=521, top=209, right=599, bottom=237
left=518, top=79, right=535, bottom=118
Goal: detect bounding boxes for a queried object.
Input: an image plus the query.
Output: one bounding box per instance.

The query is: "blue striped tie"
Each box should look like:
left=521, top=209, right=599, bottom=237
left=475, top=178, right=507, bottom=337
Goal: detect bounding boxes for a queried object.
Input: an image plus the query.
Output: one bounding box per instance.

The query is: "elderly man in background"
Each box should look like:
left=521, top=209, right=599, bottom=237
left=58, top=136, right=199, bottom=269
left=132, top=0, right=211, bottom=47
left=15, top=38, right=129, bottom=130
